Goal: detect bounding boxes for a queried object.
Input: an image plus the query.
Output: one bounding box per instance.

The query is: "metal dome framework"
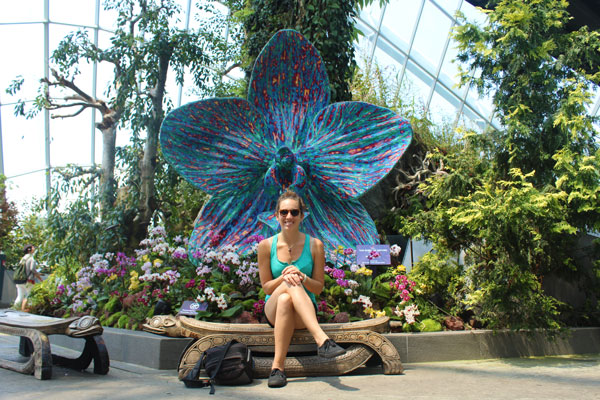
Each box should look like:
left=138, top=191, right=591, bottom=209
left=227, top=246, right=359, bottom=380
left=1, top=0, right=598, bottom=206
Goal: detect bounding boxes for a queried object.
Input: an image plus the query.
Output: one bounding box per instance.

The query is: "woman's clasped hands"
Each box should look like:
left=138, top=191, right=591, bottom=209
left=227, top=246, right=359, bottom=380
left=281, top=265, right=305, bottom=286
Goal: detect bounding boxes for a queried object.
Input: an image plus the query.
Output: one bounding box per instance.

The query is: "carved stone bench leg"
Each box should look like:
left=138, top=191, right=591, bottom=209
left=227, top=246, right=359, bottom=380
left=327, top=331, right=403, bottom=375
left=19, top=337, right=34, bottom=357
left=0, top=325, right=52, bottom=380
left=52, top=335, right=110, bottom=375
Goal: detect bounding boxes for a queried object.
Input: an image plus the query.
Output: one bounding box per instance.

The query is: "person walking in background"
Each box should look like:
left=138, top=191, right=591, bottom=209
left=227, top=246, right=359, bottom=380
left=13, top=244, right=42, bottom=311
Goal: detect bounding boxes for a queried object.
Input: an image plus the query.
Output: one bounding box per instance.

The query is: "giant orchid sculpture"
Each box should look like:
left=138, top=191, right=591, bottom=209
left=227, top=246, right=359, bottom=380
left=160, top=30, right=412, bottom=255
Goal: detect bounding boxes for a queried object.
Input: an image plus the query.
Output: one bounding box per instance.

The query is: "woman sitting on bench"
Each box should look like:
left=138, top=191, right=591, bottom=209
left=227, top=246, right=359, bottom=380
left=258, top=190, right=346, bottom=388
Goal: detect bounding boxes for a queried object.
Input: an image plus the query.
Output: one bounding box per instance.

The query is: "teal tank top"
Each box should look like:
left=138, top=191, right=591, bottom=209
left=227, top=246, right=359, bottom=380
left=265, top=234, right=317, bottom=306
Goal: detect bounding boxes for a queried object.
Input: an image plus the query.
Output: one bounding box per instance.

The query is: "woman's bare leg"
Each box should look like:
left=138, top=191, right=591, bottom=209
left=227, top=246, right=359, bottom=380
left=270, top=293, right=296, bottom=370
left=265, top=283, right=329, bottom=357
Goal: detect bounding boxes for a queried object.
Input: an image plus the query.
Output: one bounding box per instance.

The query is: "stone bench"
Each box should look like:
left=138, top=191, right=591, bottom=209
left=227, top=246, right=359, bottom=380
left=143, top=315, right=402, bottom=379
left=0, top=309, right=109, bottom=379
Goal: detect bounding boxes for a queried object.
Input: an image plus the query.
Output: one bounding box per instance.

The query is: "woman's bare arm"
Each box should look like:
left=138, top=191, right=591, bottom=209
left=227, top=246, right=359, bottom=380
left=258, top=238, right=292, bottom=295
left=302, top=238, right=325, bottom=295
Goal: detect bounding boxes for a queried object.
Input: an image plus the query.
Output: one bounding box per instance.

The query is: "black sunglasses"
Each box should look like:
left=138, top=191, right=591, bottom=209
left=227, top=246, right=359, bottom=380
left=279, top=209, right=300, bottom=217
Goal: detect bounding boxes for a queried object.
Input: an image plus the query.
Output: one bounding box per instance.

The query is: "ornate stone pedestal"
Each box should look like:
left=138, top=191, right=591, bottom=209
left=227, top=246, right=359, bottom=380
left=143, top=315, right=402, bottom=378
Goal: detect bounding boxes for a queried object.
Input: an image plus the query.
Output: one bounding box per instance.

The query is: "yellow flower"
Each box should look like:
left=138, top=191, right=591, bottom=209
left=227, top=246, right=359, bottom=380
left=141, top=255, right=150, bottom=262
left=395, top=265, right=406, bottom=273
left=128, top=271, right=140, bottom=291
left=153, top=259, right=162, bottom=267
left=107, top=274, right=118, bottom=281
left=364, top=307, right=386, bottom=318
left=336, top=245, right=344, bottom=255
left=356, top=266, right=373, bottom=276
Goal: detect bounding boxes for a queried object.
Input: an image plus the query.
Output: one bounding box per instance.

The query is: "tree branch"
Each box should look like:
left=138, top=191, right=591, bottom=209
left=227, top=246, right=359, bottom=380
left=221, top=62, right=241, bottom=76
left=50, top=106, right=88, bottom=119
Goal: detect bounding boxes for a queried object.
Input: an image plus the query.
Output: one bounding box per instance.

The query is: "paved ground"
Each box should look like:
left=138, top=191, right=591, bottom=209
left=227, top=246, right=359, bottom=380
left=1, top=333, right=599, bottom=400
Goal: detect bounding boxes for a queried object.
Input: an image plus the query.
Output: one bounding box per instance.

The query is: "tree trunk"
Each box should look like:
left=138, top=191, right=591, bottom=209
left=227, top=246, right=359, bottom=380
left=95, top=105, right=120, bottom=218
left=131, top=46, right=172, bottom=245
left=98, top=125, right=117, bottom=215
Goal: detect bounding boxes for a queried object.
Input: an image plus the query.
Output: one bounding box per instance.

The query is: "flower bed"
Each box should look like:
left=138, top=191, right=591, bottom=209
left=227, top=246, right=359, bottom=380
left=28, top=227, right=443, bottom=332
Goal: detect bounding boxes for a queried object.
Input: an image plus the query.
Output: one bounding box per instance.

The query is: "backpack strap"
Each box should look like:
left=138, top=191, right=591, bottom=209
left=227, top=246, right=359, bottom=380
left=182, top=352, right=209, bottom=388
left=206, top=340, right=237, bottom=394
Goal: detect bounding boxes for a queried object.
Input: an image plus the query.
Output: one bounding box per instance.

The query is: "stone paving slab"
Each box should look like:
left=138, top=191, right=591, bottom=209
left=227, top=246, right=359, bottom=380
left=1, top=333, right=600, bottom=400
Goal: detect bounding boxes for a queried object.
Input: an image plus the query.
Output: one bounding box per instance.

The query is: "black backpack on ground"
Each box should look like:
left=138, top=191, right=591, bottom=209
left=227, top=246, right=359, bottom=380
left=182, top=339, right=254, bottom=394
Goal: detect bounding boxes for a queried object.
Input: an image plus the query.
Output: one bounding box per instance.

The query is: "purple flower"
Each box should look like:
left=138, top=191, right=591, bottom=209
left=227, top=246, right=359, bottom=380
left=219, top=263, right=230, bottom=273
left=331, top=268, right=345, bottom=279
left=253, top=299, right=265, bottom=316
left=336, top=278, right=349, bottom=288
left=172, top=247, right=188, bottom=259
left=56, top=284, right=65, bottom=296
left=243, top=234, right=265, bottom=244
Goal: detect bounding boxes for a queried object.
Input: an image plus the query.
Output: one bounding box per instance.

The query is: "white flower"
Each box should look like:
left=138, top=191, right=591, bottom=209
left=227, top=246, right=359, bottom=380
left=344, top=288, right=353, bottom=296
left=216, top=294, right=228, bottom=310
left=223, top=251, right=240, bottom=265
left=205, top=250, right=218, bottom=262
left=150, top=226, right=166, bottom=237
left=196, top=265, right=211, bottom=276
left=352, top=295, right=372, bottom=309
left=402, top=304, right=420, bottom=324
left=347, top=279, right=359, bottom=289
left=390, top=244, right=402, bottom=257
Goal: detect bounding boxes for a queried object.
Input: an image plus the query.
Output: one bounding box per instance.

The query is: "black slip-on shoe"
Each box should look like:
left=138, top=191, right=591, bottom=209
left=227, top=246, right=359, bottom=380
left=317, top=339, right=347, bottom=358
left=268, top=368, right=287, bottom=388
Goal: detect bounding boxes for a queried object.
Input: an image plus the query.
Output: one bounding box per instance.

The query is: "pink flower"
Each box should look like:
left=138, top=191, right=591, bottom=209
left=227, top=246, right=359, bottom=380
left=185, top=279, right=196, bottom=289
left=219, top=263, right=230, bottom=273
left=252, top=300, right=265, bottom=316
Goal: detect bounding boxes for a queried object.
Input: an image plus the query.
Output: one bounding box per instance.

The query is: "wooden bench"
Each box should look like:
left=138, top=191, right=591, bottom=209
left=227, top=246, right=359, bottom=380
left=143, top=315, right=402, bottom=379
left=0, top=309, right=109, bottom=379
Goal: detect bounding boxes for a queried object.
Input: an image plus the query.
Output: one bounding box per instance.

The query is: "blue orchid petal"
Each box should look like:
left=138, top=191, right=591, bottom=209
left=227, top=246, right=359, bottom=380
left=301, top=188, right=379, bottom=251
left=189, top=191, right=275, bottom=254
left=160, top=98, right=273, bottom=196
left=257, top=211, right=279, bottom=233
left=248, top=30, right=330, bottom=150
left=298, top=101, right=413, bottom=200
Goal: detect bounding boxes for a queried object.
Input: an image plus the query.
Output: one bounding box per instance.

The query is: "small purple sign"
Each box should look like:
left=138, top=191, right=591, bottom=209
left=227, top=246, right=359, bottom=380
left=178, top=300, right=208, bottom=316
left=356, top=244, right=391, bottom=265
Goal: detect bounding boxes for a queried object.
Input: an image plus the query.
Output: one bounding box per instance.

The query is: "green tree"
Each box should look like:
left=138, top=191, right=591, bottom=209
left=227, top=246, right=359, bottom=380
left=397, top=0, right=600, bottom=329
left=0, top=176, right=20, bottom=263
left=453, top=0, right=600, bottom=186
left=7, top=0, right=233, bottom=251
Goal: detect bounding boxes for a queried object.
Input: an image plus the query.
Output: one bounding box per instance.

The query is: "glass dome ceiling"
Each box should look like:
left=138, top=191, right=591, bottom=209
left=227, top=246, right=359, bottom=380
left=1, top=0, right=599, bottom=207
